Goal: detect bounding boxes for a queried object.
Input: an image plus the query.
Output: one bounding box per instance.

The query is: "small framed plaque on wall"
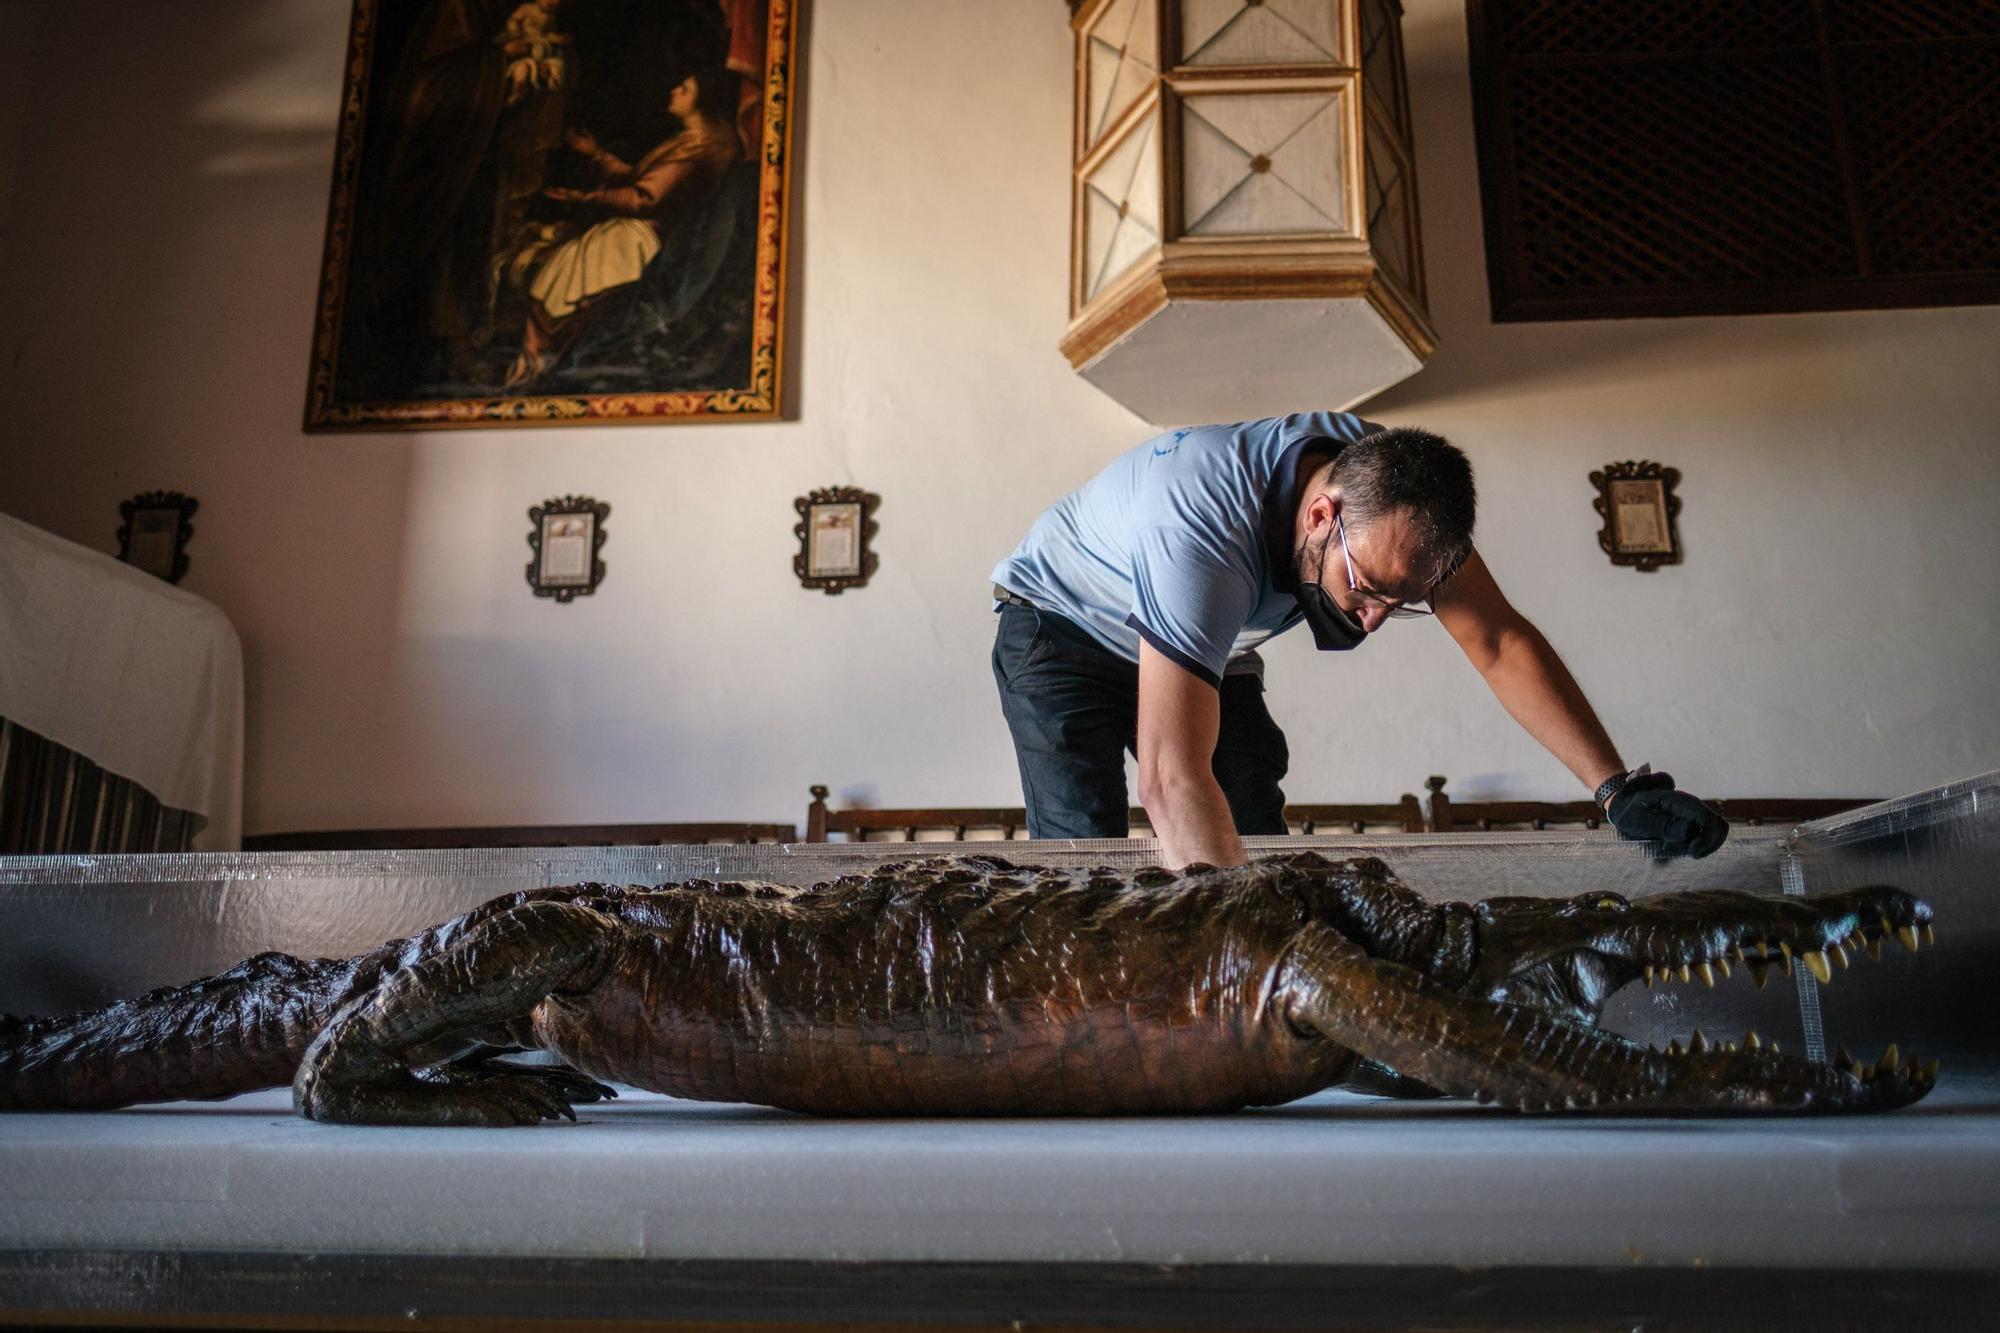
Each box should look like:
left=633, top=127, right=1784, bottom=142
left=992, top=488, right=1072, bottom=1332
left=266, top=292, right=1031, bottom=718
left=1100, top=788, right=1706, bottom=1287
left=793, top=486, right=878, bottom=594
left=116, top=491, right=198, bottom=584
left=527, top=496, right=610, bottom=602
left=1590, top=461, right=1681, bottom=572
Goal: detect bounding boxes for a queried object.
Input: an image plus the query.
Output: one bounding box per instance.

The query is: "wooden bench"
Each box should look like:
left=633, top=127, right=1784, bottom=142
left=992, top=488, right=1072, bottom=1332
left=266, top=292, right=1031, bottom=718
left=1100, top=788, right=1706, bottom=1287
left=1423, top=776, right=1876, bottom=833
left=242, top=821, right=798, bottom=852
left=803, top=786, right=1423, bottom=842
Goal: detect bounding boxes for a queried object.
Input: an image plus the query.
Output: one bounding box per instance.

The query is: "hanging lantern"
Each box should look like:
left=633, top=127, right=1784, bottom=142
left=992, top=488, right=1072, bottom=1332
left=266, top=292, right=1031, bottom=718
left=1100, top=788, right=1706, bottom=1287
left=1065, top=0, right=1433, bottom=423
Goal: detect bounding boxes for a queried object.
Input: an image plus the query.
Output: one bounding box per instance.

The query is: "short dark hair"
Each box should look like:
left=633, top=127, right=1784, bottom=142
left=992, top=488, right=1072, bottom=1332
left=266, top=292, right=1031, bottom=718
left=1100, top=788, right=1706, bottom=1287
left=1328, top=426, right=1476, bottom=583
left=683, top=68, right=741, bottom=125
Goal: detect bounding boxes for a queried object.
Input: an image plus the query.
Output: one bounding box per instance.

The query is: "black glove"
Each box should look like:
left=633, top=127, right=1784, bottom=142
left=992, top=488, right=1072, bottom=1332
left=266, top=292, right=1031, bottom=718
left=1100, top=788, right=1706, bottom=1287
left=1606, top=769, right=1729, bottom=858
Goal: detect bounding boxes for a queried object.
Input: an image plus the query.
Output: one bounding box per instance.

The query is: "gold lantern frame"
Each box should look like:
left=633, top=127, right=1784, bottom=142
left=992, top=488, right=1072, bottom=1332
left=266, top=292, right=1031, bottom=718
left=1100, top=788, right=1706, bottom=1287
left=1063, top=0, right=1433, bottom=409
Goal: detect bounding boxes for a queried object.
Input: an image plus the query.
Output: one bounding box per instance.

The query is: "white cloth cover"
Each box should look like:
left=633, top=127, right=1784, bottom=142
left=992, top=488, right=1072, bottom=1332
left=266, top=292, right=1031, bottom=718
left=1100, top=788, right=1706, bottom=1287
left=0, top=510, right=243, bottom=849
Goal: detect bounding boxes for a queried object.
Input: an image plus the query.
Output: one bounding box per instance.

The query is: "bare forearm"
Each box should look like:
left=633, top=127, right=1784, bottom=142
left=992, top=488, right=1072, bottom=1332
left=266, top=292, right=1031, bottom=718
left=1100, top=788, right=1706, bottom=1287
left=1141, top=769, right=1247, bottom=869
left=1134, top=642, right=1248, bottom=869
left=1478, top=624, right=1623, bottom=797
left=575, top=184, right=655, bottom=214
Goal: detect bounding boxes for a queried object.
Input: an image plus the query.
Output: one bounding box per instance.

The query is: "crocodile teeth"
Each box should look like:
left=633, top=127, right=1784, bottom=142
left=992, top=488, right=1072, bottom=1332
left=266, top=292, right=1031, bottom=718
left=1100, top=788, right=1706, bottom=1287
left=1923, top=923, right=1935, bottom=946
left=1744, top=1030, right=1761, bottom=1050
left=1636, top=909, right=1920, bottom=996
left=1876, top=1043, right=1900, bottom=1076
left=1835, top=1044, right=1855, bottom=1068
left=1666, top=1039, right=1684, bottom=1057
left=1689, top=1030, right=1709, bottom=1054
left=1923, top=1059, right=1941, bottom=1081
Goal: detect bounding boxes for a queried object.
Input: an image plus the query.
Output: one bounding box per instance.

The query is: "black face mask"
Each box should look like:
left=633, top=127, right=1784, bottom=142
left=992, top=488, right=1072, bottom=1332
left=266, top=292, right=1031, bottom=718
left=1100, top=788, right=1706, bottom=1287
left=1295, top=526, right=1367, bottom=652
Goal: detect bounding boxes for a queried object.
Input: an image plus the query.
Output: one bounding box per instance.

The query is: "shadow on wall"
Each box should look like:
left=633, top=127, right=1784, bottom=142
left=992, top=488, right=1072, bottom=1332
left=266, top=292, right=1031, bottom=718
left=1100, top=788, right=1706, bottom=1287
left=148, top=0, right=426, bottom=835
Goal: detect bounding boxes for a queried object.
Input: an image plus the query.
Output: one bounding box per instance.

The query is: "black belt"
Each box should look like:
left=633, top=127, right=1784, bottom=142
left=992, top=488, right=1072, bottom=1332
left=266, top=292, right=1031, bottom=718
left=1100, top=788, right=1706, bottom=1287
left=992, top=584, right=1036, bottom=609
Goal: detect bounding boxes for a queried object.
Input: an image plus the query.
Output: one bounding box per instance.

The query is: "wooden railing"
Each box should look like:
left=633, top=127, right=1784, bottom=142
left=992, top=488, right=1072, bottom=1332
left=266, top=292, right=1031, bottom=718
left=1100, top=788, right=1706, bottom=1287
left=234, top=780, right=1880, bottom=853
left=242, top=822, right=796, bottom=852
left=804, top=785, right=1423, bottom=842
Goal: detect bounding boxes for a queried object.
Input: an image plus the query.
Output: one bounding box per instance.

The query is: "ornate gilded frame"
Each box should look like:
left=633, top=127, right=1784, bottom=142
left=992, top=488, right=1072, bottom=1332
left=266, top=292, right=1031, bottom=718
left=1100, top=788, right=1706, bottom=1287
left=304, top=0, right=800, bottom=430
left=793, top=486, right=878, bottom=595
left=116, top=491, right=199, bottom=585
left=1590, top=461, right=1682, bottom=573
left=527, top=496, right=610, bottom=603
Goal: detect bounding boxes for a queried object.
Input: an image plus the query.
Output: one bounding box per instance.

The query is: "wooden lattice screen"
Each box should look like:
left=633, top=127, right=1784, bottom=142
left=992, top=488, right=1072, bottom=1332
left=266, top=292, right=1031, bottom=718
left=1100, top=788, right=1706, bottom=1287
left=1466, top=0, right=2000, bottom=321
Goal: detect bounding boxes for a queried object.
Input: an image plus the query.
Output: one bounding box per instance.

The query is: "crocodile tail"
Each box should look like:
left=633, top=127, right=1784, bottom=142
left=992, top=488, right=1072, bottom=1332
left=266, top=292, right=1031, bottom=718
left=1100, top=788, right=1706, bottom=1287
left=0, top=952, right=362, bottom=1111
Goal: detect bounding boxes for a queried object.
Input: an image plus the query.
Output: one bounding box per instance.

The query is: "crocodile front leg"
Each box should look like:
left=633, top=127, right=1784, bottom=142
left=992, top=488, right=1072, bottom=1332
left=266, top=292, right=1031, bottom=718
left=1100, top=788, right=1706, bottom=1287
left=294, top=901, right=620, bottom=1126
left=418, top=1048, right=619, bottom=1110
left=1278, top=922, right=1932, bottom=1114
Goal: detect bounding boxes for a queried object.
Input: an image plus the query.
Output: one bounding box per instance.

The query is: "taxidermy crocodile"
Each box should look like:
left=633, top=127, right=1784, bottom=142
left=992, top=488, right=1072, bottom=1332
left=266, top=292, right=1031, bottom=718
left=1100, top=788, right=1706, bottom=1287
left=0, top=853, right=1937, bottom=1124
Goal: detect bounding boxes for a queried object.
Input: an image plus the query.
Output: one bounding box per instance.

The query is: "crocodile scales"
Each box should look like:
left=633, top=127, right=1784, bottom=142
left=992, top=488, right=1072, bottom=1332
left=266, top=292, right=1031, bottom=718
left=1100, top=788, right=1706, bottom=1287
left=0, top=853, right=1938, bottom=1123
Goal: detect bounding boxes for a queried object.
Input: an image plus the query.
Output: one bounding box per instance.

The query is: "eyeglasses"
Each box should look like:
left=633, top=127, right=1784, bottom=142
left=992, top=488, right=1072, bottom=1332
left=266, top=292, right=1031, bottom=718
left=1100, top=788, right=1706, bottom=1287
left=1334, top=514, right=1435, bottom=619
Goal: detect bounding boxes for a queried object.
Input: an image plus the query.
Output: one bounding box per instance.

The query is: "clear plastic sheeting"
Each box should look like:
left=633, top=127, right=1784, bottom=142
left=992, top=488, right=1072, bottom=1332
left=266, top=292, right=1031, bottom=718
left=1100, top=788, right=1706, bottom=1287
left=0, top=771, right=1991, bottom=1073
left=1, top=777, right=1996, bottom=1299
left=1787, top=770, right=1996, bottom=1074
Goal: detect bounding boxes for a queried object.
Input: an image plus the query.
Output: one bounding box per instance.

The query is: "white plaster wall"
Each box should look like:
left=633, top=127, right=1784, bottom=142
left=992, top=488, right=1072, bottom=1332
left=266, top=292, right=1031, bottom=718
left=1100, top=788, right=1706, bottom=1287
left=0, top=0, right=1994, bottom=837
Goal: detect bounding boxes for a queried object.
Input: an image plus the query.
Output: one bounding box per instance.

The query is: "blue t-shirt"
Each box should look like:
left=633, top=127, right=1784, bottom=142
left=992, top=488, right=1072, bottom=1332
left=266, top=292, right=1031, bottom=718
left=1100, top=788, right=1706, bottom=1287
left=991, top=411, right=1383, bottom=688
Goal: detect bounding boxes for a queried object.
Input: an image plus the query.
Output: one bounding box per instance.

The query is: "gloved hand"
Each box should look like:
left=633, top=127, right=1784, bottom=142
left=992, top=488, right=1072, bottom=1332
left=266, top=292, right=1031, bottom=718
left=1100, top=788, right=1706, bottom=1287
left=1606, top=769, right=1729, bottom=858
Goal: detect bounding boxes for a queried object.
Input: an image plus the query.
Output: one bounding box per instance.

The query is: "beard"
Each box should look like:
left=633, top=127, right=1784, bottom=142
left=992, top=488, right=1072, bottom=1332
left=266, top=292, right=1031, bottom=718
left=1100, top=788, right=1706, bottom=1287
left=1294, top=526, right=1333, bottom=588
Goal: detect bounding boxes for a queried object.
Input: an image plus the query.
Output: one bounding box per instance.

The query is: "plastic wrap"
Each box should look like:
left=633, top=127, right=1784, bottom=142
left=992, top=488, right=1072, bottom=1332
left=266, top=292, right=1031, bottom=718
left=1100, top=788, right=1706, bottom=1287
left=1, top=772, right=1990, bottom=1070
left=1786, top=771, right=1996, bottom=1073
left=2, top=784, right=1995, bottom=1297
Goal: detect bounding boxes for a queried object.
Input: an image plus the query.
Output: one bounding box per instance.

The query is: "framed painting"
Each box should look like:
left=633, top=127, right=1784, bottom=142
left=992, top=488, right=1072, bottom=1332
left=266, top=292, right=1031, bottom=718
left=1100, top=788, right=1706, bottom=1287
left=305, top=0, right=798, bottom=430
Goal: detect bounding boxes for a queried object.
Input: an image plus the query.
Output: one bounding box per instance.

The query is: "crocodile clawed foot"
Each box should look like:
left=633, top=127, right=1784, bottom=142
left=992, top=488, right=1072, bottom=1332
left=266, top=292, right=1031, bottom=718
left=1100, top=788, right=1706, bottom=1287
left=421, top=1057, right=619, bottom=1108
left=439, top=1070, right=583, bottom=1125
left=300, top=1067, right=594, bottom=1126
left=517, top=1062, right=619, bottom=1106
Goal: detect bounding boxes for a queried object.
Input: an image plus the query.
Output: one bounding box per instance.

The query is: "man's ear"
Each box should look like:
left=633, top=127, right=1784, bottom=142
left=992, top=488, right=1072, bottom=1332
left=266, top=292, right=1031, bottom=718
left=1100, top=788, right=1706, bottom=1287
left=1306, top=487, right=1339, bottom=532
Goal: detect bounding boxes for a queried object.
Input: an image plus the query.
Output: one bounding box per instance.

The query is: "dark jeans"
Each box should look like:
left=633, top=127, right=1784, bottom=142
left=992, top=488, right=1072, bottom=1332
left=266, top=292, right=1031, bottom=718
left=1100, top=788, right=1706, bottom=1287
left=991, top=602, right=1290, bottom=839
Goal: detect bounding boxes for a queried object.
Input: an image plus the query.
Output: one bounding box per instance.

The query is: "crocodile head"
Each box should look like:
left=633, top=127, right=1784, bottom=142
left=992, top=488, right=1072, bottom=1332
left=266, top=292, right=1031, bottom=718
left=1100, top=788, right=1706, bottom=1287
left=1462, top=884, right=1938, bottom=1110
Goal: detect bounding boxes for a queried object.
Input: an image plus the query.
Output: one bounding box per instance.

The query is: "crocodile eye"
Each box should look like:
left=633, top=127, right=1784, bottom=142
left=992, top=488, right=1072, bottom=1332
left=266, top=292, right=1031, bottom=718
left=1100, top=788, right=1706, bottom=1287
left=1585, top=893, right=1630, bottom=911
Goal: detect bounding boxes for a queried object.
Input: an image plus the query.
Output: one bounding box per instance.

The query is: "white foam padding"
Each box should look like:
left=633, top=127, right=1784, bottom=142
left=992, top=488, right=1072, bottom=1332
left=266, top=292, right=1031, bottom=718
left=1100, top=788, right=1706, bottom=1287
left=3, top=1078, right=1995, bottom=1269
